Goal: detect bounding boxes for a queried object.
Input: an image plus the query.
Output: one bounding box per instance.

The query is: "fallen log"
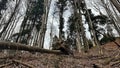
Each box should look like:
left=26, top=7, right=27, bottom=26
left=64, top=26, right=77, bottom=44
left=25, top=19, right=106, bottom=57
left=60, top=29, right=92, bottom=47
left=0, top=41, right=62, bottom=54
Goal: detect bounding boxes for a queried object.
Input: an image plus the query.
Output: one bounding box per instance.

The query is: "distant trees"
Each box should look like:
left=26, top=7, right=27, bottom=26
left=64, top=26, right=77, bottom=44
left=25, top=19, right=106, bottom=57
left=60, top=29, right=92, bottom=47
left=51, top=0, right=120, bottom=52
left=0, top=0, right=48, bottom=48
left=101, top=0, right=120, bottom=36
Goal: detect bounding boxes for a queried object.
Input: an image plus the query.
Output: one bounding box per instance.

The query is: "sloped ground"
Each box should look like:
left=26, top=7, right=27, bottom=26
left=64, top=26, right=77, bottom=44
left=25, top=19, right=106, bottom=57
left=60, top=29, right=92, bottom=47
left=0, top=39, right=120, bottom=68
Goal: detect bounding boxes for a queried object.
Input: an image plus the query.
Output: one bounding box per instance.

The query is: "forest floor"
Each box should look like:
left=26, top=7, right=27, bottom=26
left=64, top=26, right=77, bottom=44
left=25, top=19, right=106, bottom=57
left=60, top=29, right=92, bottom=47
left=0, top=39, right=120, bottom=68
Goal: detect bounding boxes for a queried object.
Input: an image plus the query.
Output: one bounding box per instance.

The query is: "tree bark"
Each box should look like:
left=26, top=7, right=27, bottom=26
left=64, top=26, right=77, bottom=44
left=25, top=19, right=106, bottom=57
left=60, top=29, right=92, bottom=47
left=0, top=41, right=62, bottom=54
left=38, top=0, right=51, bottom=48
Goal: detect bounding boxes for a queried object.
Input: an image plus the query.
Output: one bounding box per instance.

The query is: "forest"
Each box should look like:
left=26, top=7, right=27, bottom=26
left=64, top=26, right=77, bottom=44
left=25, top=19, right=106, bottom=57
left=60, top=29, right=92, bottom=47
left=0, top=0, right=120, bottom=68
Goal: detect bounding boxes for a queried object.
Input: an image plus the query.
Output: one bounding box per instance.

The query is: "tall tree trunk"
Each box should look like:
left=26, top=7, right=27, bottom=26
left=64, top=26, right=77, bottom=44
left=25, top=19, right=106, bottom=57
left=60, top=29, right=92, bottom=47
left=110, top=1, right=120, bottom=25
left=38, top=0, right=51, bottom=48
left=58, top=0, right=66, bottom=40
left=0, top=0, right=21, bottom=38
left=73, top=0, right=83, bottom=52
left=110, top=0, right=120, bottom=13
left=83, top=0, right=100, bottom=47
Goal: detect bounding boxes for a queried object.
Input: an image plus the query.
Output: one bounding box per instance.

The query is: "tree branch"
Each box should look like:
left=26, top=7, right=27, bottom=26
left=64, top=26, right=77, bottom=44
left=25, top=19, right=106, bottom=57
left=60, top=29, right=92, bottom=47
left=12, top=60, right=35, bottom=68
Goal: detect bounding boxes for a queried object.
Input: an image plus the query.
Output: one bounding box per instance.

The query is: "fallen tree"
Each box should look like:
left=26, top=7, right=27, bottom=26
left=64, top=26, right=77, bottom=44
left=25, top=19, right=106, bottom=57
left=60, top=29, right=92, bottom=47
left=0, top=41, right=62, bottom=54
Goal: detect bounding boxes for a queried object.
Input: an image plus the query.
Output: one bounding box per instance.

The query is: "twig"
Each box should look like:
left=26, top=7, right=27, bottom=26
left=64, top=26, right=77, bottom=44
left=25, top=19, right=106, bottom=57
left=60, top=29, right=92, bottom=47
left=0, top=62, right=13, bottom=68
left=12, top=59, right=35, bottom=68
left=110, top=61, right=120, bottom=67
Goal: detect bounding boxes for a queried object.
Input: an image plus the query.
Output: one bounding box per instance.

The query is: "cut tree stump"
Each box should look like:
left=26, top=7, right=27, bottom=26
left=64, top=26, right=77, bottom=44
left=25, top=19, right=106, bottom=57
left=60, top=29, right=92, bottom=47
left=0, top=41, right=62, bottom=54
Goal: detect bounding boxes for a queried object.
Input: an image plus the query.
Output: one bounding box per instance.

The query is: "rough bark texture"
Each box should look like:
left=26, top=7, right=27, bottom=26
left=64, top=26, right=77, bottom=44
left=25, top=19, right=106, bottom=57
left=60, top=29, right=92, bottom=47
left=0, top=41, right=62, bottom=54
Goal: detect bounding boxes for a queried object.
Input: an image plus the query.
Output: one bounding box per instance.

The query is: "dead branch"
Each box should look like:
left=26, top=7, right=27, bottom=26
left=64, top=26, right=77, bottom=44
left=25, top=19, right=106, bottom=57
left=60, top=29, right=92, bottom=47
left=0, top=62, right=13, bottom=68
left=113, top=41, right=120, bottom=48
left=0, top=41, right=63, bottom=54
left=110, top=61, right=120, bottom=66
left=12, top=60, right=35, bottom=68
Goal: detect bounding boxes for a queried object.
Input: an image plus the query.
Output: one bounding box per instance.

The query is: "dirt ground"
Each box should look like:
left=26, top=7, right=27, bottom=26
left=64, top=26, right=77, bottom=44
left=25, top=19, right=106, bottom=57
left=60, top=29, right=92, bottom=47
left=0, top=39, right=120, bottom=68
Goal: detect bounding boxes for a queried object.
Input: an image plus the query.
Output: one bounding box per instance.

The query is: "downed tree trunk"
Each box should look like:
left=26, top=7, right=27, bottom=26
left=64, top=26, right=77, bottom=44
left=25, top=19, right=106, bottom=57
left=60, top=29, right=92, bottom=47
left=0, top=41, right=62, bottom=54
